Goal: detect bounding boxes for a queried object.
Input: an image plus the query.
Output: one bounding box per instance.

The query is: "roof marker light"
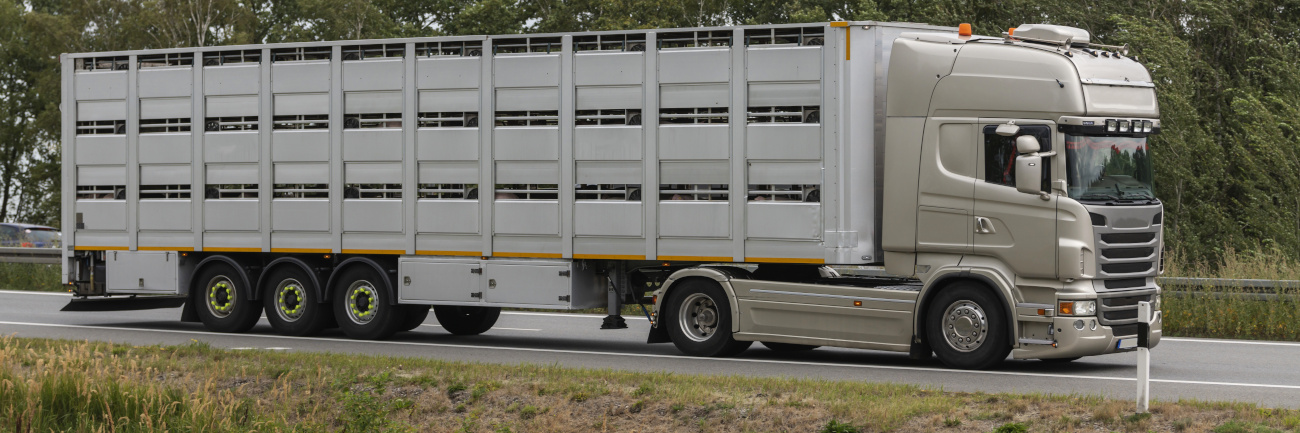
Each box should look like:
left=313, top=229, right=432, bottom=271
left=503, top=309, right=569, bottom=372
left=958, top=23, right=972, bottom=37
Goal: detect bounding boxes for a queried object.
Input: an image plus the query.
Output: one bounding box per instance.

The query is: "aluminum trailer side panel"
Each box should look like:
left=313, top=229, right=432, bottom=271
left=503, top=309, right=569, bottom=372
left=62, top=22, right=951, bottom=270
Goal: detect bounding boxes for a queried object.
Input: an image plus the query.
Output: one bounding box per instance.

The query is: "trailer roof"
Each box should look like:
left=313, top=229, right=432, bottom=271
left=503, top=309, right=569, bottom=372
left=62, top=21, right=955, bottom=58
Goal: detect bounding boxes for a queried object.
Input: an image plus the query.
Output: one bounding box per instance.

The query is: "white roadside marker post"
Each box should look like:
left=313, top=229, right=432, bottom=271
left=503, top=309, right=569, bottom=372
left=1136, top=300, right=1153, bottom=414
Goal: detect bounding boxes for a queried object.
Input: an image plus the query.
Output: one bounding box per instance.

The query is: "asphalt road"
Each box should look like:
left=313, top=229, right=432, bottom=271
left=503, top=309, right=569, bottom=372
left=2, top=290, right=1297, bottom=408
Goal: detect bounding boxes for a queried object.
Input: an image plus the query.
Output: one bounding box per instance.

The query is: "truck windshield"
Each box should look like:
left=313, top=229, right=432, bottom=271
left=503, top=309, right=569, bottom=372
left=1065, top=134, right=1156, bottom=203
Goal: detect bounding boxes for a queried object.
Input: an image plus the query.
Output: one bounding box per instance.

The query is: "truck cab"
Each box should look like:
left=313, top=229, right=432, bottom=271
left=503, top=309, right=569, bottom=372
left=881, top=24, right=1163, bottom=364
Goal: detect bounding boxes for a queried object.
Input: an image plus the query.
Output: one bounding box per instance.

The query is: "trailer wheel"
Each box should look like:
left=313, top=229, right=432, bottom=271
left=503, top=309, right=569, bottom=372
left=925, top=282, right=1011, bottom=370
left=761, top=342, right=819, bottom=352
left=433, top=306, right=500, bottom=335
left=400, top=305, right=432, bottom=332
left=332, top=266, right=405, bottom=340
left=262, top=266, right=332, bottom=336
left=664, top=280, right=752, bottom=357
left=194, top=263, right=261, bottom=333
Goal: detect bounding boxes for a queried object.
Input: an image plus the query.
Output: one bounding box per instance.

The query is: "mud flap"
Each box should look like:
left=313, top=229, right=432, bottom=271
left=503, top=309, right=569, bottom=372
left=647, top=323, right=670, bottom=344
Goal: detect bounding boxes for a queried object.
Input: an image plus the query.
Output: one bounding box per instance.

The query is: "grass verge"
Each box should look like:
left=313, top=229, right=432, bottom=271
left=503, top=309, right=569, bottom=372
left=1161, top=248, right=1300, bottom=341
left=1, top=337, right=1298, bottom=432
left=0, top=262, right=62, bottom=292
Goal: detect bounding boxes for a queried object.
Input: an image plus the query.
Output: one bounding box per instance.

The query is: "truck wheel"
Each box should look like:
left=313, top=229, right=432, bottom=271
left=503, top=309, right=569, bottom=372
left=664, top=280, right=752, bottom=357
left=925, top=282, right=1012, bottom=370
left=194, top=263, right=261, bottom=333
left=262, top=267, right=332, bottom=336
left=332, top=266, right=405, bottom=340
left=761, top=342, right=819, bottom=352
left=400, top=305, right=432, bottom=332
left=433, top=306, right=500, bottom=335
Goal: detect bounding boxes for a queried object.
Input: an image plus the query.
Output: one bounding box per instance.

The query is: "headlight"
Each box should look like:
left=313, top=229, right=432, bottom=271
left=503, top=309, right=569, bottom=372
left=1059, top=300, right=1097, bottom=316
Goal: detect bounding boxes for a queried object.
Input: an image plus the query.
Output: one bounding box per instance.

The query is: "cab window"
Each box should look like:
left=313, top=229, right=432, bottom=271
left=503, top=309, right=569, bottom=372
left=982, top=125, right=1051, bottom=191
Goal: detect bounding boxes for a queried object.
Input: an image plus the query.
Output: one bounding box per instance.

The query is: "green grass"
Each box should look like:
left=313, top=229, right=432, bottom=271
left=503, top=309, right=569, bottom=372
left=0, top=262, right=62, bottom=291
left=0, top=337, right=1296, bottom=432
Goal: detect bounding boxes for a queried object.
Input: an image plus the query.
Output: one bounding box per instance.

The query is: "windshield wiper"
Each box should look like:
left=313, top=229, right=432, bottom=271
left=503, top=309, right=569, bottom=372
left=1078, top=193, right=1120, bottom=201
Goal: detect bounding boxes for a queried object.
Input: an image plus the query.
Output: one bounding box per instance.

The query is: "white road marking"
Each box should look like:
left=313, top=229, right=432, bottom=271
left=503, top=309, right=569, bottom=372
left=420, top=324, right=541, bottom=332
left=1163, top=337, right=1300, bottom=347
left=2, top=320, right=1299, bottom=391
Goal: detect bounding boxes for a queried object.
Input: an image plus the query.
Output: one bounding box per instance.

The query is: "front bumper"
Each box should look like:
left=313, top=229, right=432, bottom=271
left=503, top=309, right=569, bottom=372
left=1011, top=312, right=1162, bottom=360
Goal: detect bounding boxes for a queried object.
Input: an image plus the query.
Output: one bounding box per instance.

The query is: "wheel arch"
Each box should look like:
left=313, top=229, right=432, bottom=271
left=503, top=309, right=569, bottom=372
left=257, top=257, right=327, bottom=303
left=192, top=255, right=256, bottom=302
left=325, top=257, right=398, bottom=305
left=915, top=269, right=1019, bottom=347
left=651, top=267, right=749, bottom=331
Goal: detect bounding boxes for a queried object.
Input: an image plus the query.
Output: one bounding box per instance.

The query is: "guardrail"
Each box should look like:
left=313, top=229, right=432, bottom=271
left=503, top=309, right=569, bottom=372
left=0, top=247, right=60, bottom=265
left=1157, top=277, right=1299, bottom=301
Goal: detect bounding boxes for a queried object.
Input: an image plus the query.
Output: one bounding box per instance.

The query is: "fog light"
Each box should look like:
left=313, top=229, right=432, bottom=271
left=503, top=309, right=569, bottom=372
left=1074, top=320, right=1085, bottom=330
left=1090, top=319, right=1097, bottom=330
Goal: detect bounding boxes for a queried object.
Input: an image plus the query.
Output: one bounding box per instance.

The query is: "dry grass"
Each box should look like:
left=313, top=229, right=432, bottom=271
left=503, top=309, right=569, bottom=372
left=0, top=337, right=1297, bottom=432
left=1161, top=247, right=1300, bottom=341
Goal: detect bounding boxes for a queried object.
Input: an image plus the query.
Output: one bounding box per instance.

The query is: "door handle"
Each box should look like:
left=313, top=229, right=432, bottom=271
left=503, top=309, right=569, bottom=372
left=974, top=216, right=996, bottom=234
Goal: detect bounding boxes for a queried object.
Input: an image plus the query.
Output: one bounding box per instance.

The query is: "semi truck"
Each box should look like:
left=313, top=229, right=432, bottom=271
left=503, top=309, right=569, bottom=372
left=60, top=21, right=1163, bottom=369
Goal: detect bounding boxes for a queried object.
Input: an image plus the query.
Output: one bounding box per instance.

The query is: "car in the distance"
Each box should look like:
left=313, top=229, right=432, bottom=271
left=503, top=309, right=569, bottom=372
left=0, top=223, right=61, bottom=248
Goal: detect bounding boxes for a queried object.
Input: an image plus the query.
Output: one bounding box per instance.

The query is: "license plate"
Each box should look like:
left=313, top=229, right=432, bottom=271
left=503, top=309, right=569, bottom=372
left=1117, top=338, right=1138, bottom=349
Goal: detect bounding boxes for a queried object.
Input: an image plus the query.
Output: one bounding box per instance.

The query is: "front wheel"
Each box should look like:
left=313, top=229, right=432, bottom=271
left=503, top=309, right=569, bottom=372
left=925, top=282, right=1011, bottom=370
left=332, top=266, right=405, bottom=340
left=193, top=263, right=261, bottom=333
left=664, top=280, right=752, bottom=357
left=433, top=306, right=500, bottom=335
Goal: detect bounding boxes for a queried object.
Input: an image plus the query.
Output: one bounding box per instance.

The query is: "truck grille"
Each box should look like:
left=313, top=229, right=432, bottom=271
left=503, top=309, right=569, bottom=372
left=1111, top=324, right=1139, bottom=337
left=1095, top=291, right=1154, bottom=325
left=1102, top=247, right=1155, bottom=259
left=1103, top=278, right=1146, bottom=290
left=1102, top=262, right=1153, bottom=274
left=1101, top=232, right=1156, bottom=244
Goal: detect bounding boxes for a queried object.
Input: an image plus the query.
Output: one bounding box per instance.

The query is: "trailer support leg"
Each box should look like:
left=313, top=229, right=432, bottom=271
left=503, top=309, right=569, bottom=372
left=601, top=274, right=628, bottom=330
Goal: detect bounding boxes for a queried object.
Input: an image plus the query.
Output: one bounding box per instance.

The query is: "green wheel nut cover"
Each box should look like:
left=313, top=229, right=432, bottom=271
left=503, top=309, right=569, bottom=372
left=279, top=285, right=303, bottom=315
left=209, top=282, right=233, bottom=312
left=350, top=286, right=375, bottom=317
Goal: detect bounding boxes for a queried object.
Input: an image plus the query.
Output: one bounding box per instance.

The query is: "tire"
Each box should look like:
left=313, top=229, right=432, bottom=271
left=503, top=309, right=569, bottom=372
left=262, top=266, right=332, bottom=336
left=664, top=280, right=752, bottom=357
left=193, top=263, right=261, bottom=333
left=925, top=282, right=1012, bottom=370
left=332, top=266, right=405, bottom=340
left=761, top=342, right=819, bottom=352
left=400, top=305, right=432, bottom=332
left=433, top=306, right=501, bottom=335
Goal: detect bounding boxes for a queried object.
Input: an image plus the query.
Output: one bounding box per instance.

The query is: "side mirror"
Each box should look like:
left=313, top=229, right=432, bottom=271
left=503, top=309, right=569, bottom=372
left=995, top=121, right=1020, bottom=137
left=1016, top=155, right=1043, bottom=196
left=1015, top=135, right=1040, bottom=154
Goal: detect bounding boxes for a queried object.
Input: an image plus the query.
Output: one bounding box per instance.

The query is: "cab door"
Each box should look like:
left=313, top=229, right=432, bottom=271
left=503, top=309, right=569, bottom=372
left=972, top=120, right=1058, bottom=279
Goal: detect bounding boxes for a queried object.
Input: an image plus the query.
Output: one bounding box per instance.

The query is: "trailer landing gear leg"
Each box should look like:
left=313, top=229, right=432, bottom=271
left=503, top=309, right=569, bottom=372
left=601, top=275, right=628, bottom=330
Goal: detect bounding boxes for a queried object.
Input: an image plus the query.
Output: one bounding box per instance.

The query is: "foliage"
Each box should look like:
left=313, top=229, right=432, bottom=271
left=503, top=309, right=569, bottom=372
left=1, top=0, right=1296, bottom=263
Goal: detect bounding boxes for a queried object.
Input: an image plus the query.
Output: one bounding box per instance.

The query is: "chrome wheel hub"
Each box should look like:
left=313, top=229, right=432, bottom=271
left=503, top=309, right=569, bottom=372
left=275, top=279, right=307, bottom=322
left=942, top=300, right=988, bottom=352
left=205, top=276, right=236, bottom=319
left=678, top=293, right=719, bottom=342
left=345, top=281, right=379, bottom=325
